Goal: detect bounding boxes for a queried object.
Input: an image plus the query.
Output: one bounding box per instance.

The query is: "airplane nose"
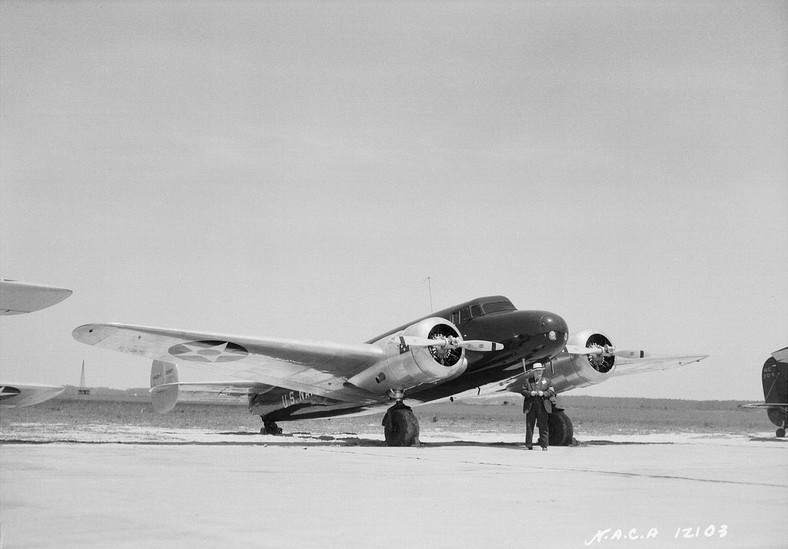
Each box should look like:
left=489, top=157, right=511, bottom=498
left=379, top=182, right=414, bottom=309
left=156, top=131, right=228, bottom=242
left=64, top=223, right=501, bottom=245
left=540, top=312, right=568, bottom=344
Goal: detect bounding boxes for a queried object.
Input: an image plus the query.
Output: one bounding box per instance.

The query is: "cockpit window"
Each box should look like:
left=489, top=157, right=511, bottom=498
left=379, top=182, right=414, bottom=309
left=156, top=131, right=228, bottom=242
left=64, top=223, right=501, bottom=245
left=482, top=300, right=515, bottom=314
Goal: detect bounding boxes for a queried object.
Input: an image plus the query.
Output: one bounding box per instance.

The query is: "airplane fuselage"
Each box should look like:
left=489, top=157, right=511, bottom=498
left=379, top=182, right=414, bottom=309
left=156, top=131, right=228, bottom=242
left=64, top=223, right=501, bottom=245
left=250, top=296, right=569, bottom=420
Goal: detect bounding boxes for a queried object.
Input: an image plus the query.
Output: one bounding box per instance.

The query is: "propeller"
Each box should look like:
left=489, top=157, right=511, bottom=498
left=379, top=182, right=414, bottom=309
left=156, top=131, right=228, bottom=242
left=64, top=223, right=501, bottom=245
left=392, top=335, right=504, bottom=352
left=565, top=344, right=646, bottom=359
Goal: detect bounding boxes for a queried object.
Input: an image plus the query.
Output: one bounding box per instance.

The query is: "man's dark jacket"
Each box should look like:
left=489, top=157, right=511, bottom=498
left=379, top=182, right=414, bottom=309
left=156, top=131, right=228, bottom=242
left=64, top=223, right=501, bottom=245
left=521, top=377, right=556, bottom=414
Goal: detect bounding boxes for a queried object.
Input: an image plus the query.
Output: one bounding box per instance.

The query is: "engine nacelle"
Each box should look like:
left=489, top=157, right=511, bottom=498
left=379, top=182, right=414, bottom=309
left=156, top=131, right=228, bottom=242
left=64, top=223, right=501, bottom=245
left=548, top=330, right=617, bottom=393
left=349, top=318, right=469, bottom=395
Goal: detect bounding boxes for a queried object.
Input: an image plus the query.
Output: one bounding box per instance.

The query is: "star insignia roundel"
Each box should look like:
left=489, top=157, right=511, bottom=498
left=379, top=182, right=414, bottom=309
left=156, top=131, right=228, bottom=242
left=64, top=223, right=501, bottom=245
left=168, top=340, right=248, bottom=363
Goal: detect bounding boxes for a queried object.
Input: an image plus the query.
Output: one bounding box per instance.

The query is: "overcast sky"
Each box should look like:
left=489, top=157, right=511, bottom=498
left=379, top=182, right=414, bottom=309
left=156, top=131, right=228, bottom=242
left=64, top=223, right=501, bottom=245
left=1, top=1, right=786, bottom=401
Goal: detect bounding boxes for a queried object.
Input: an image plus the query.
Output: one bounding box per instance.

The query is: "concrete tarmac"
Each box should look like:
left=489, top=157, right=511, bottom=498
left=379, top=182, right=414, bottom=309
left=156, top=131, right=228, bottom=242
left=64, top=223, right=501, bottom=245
left=1, top=428, right=786, bottom=548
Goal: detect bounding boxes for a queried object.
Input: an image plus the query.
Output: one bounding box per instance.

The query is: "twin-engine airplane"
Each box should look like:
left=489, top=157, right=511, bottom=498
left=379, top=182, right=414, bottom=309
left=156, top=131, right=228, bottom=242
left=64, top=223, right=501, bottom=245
left=73, top=295, right=708, bottom=445
left=741, top=346, right=788, bottom=437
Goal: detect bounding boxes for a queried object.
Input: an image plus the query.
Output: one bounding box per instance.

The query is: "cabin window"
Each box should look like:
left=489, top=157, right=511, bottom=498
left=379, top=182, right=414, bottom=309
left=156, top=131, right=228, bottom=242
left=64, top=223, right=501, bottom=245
left=482, top=300, right=515, bottom=314
left=471, top=304, right=482, bottom=317
left=459, top=307, right=471, bottom=324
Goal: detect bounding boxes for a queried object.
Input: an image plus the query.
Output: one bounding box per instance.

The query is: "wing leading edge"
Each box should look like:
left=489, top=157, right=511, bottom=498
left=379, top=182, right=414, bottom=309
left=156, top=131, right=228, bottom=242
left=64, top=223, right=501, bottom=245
left=612, top=354, right=709, bottom=376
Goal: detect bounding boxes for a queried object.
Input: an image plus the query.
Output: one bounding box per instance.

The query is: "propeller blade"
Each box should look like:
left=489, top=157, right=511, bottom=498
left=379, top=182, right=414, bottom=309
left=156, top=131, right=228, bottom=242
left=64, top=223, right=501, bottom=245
left=565, top=345, right=646, bottom=358
left=565, top=345, right=603, bottom=355
left=458, top=340, right=504, bottom=352
left=613, top=349, right=647, bottom=359
left=390, top=336, right=503, bottom=352
left=391, top=336, right=443, bottom=348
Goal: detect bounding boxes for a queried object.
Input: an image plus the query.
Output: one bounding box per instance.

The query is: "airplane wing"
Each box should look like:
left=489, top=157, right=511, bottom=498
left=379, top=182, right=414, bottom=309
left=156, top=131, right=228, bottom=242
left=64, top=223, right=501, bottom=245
left=72, top=323, right=384, bottom=402
left=612, top=354, right=709, bottom=376
left=0, top=279, right=72, bottom=315
left=431, top=354, right=710, bottom=400
left=739, top=402, right=788, bottom=409
left=0, top=382, right=65, bottom=408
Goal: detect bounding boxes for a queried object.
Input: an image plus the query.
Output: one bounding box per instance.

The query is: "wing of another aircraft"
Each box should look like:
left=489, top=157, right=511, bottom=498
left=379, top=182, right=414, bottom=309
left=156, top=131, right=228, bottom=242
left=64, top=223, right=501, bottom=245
left=0, top=383, right=65, bottom=408
left=1, top=279, right=71, bottom=407
left=771, top=347, right=788, bottom=363
left=73, top=323, right=385, bottom=402
left=0, top=279, right=72, bottom=315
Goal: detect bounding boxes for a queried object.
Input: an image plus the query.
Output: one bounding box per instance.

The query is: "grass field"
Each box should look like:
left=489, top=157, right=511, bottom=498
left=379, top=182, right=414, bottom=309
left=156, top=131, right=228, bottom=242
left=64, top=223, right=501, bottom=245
left=0, top=392, right=771, bottom=437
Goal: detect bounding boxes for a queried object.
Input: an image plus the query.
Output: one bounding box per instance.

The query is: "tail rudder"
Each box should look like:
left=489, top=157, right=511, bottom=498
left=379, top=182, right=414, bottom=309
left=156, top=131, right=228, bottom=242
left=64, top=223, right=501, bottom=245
left=150, top=360, right=179, bottom=413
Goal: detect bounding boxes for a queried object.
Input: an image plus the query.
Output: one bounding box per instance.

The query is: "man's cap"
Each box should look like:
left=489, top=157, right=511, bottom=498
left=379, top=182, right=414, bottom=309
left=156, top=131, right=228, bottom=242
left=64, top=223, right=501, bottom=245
left=525, top=363, right=545, bottom=377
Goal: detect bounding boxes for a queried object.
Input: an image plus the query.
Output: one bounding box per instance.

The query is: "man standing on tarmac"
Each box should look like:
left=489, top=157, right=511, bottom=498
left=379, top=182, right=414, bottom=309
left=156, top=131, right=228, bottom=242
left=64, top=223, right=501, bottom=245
left=521, top=364, right=556, bottom=451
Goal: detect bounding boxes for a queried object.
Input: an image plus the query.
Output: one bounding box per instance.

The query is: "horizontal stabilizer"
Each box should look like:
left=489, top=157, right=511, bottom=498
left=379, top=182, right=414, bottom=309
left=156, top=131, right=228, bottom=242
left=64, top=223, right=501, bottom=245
left=150, top=380, right=275, bottom=405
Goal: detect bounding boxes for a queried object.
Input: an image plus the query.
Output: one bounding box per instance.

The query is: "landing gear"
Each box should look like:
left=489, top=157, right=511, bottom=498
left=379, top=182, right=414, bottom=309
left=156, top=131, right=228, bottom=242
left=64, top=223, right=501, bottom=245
left=548, top=409, right=574, bottom=446
left=260, top=417, right=283, bottom=435
left=382, top=400, right=420, bottom=447
left=768, top=408, right=787, bottom=438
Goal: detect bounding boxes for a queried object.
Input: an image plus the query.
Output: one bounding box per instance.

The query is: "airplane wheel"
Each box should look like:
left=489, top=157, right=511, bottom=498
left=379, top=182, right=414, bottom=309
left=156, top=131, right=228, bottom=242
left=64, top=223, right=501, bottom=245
left=261, top=418, right=283, bottom=435
left=548, top=410, right=574, bottom=446
left=777, top=428, right=786, bottom=438
left=382, top=403, right=420, bottom=447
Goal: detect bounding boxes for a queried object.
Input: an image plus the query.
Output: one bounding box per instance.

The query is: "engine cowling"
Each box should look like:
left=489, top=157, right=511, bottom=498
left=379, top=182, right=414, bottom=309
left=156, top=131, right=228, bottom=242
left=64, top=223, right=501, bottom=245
left=548, top=330, right=617, bottom=393
left=349, top=318, right=469, bottom=395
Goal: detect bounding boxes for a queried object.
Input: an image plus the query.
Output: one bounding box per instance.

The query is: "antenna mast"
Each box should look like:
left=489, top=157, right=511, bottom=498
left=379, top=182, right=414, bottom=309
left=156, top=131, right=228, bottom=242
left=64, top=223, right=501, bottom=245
left=427, top=276, right=433, bottom=312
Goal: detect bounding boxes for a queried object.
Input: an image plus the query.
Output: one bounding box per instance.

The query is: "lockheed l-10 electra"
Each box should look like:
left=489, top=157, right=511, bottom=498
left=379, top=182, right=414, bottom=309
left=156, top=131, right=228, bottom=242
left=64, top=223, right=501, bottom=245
left=73, top=295, right=707, bottom=446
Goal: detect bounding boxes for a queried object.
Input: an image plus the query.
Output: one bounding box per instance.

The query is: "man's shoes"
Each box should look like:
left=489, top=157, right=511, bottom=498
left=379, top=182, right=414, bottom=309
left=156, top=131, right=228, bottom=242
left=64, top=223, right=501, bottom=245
left=526, top=445, right=533, bottom=450
left=541, top=447, right=548, bottom=451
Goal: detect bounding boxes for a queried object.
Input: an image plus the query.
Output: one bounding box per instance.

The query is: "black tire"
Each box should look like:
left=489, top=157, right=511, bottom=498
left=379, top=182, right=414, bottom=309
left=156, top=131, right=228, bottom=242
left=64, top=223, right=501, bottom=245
left=548, top=410, right=574, bottom=446
left=382, top=404, right=420, bottom=446
left=261, top=418, right=283, bottom=435
left=777, top=428, right=786, bottom=438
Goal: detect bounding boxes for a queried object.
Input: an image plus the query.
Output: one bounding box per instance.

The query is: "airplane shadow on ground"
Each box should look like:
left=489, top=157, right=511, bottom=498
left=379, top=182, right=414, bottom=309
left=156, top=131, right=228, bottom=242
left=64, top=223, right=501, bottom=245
left=748, top=436, right=788, bottom=443
left=12, top=431, right=781, bottom=447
